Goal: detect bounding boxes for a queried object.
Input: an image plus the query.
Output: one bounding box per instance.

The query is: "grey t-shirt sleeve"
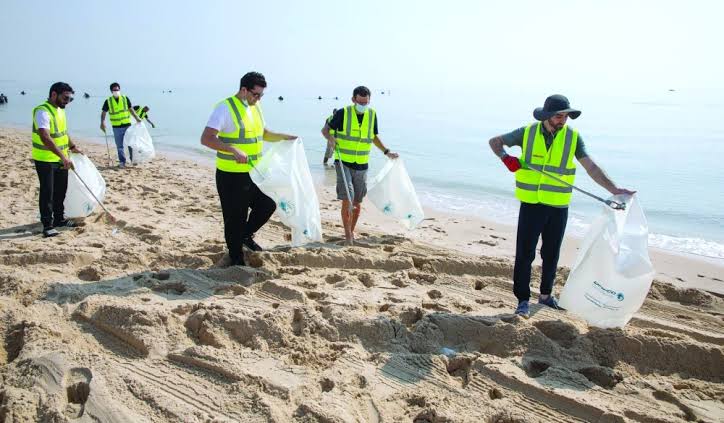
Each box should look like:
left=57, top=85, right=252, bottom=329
left=500, top=126, right=526, bottom=147
left=575, top=134, right=588, bottom=160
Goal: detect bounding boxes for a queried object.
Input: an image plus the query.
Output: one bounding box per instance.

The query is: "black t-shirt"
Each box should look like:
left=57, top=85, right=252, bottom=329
left=102, top=96, right=133, bottom=128
left=327, top=107, right=379, bottom=170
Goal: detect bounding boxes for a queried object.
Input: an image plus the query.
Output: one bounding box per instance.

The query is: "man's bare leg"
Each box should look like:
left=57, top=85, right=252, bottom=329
left=350, top=202, right=362, bottom=242
left=341, top=199, right=354, bottom=245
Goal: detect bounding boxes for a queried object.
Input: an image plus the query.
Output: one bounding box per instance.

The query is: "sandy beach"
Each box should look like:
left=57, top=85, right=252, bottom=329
left=1, top=126, right=722, bottom=422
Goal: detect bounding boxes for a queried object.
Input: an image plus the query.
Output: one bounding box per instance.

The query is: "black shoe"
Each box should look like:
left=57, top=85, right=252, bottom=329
left=229, top=256, right=245, bottom=266
left=242, top=235, right=263, bottom=252
left=43, top=227, right=60, bottom=238
left=54, top=219, right=77, bottom=228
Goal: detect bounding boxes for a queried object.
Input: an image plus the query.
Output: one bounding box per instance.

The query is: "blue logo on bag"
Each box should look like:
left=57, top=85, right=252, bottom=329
left=383, top=203, right=394, bottom=214
left=594, top=281, right=625, bottom=302
left=279, top=200, right=295, bottom=216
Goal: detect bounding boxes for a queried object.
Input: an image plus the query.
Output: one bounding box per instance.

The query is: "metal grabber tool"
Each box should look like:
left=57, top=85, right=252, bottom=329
left=524, top=164, right=626, bottom=210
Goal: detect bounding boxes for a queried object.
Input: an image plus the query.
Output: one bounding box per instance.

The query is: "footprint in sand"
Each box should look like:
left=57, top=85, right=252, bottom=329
left=477, top=240, right=498, bottom=247
left=64, top=367, right=92, bottom=419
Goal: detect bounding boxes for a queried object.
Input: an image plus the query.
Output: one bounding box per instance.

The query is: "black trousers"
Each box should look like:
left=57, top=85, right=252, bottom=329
left=215, top=169, right=276, bottom=264
left=513, top=202, right=568, bottom=302
left=34, top=160, right=68, bottom=229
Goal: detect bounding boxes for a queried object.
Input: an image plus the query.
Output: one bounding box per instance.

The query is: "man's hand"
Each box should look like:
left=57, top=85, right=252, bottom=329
left=100, top=123, right=106, bottom=133
left=70, top=145, right=82, bottom=155
left=135, top=117, right=142, bottom=124
left=385, top=151, right=399, bottom=159
left=231, top=147, right=248, bottom=164
left=611, top=187, right=637, bottom=196
left=284, top=135, right=298, bottom=141
left=62, top=156, right=74, bottom=170
left=502, top=155, right=522, bottom=172
left=151, top=123, right=156, bottom=129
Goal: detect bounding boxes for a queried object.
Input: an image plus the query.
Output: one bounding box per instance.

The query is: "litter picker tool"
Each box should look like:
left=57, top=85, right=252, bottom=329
left=524, top=164, right=626, bottom=210
left=70, top=168, right=122, bottom=230
left=102, top=129, right=113, bottom=166
left=335, top=145, right=354, bottom=220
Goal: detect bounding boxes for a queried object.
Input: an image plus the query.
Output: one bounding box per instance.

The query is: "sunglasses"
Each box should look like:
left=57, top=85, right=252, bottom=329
left=61, top=95, right=74, bottom=102
left=249, top=90, right=264, bottom=99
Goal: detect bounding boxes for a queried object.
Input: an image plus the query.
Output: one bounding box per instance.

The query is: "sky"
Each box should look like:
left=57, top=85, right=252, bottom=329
left=1, top=0, right=722, bottom=96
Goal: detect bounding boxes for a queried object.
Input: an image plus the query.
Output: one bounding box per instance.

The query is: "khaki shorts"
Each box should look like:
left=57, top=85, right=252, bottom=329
left=335, top=162, right=367, bottom=203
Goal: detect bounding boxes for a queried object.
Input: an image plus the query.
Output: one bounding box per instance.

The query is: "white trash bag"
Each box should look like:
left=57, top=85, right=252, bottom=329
left=559, top=195, right=655, bottom=328
left=250, top=138, right=323, bottom=246
left=367, top=158, right=424, bottom=230
left=64, top=154, right=106, bottom=218
left=123, top=122, right=155, bottom=164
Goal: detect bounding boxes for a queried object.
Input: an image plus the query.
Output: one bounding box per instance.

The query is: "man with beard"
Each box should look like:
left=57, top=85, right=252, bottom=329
left=32, top=82, right=83, bottom=237
left=488, top=94, right=635, bottom=318
left=200, top=71, right=297, bottom=266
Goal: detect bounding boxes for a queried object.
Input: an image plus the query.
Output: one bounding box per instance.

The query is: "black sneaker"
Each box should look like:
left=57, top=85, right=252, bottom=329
left=242, top=235, right=263, bottom=252
left=54, top=219, right=77, bottom=228
left=43, top=227, right=60, bottom=238
left=230, top=257, right=245, bottom=266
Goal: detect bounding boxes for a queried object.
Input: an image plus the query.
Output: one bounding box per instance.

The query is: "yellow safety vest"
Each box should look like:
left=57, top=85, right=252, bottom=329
left=133, top=105, right=147, bottom=120
left=31, top=102, right=68, bottom=163
left=515, top=122, right=578, bottom=207
left=334, top=105, right=376, bottom=164
left=215, top=96, right=265, bottom=173
left=107, top=95, right=131, bottom=127
left=326, top=114, right=335, bottom=137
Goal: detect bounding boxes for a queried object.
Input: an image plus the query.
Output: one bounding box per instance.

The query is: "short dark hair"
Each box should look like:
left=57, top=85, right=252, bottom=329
left=240, top=72, right=267, bottom=90
left=49, top=82, right=74, bottom=98
left=353, top=86, right=371, bottom=98
left=109, top=82, right=120, bottom=91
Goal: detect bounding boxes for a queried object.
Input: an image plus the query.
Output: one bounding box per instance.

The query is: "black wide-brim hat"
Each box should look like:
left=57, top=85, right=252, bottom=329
left=533, top=94, right=581, bottom=121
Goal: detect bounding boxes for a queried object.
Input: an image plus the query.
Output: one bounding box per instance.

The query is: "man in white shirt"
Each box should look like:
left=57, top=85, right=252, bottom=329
left=200, top=72, right=297, bottom=266
left=32, top=82, right=83, bottom=237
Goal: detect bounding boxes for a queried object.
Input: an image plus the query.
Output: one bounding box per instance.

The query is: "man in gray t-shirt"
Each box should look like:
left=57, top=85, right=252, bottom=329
left=488, top=94, right=635, bottom=318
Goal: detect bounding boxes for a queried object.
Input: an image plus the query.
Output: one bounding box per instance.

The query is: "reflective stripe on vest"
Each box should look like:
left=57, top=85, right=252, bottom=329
left=215, top=96, right=265, bottom=173
left=31, top=102, right=69, bottom=162
left=108, top=95, right=131, bottom=126
left=334, top=105, right=375, bottom=164
left=514, top=122, right=578, bottom=207
left=134, top=105, right=147, bottom=120
left=326, top=114, right=336, bottom=137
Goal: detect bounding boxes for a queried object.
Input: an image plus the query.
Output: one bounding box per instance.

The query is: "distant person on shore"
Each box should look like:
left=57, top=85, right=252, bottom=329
left=200, top=71, right=297, bottom=266
left=488, top=94, right=636, bottom=318
left=0, top=93, right=6, bottom=104
left=322, top=108, right=338, bottom=166
left=322, top=86, right=399, bottom=245
left=133, top=105, right=156, bottom=128
left=32, top=82, right=83, bottom=237
left=100, top=82, right=142, bottom=168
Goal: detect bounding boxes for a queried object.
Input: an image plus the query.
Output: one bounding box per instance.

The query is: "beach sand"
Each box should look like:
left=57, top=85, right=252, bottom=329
left=1, top=126, right=722, bottom=422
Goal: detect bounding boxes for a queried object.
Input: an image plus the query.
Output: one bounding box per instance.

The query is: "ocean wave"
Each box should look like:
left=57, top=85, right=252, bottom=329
left=647, top=233, right=724, bottom=259
left=419, top=190, right=724, bottom=259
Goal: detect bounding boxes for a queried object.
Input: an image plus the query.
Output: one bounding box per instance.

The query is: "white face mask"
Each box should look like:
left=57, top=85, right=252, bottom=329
left=112, top=90, right=121, bottom=98
left=355, top=104, right=368, bottom=113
